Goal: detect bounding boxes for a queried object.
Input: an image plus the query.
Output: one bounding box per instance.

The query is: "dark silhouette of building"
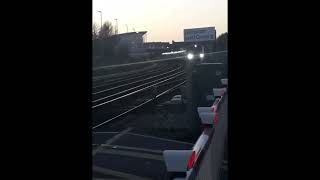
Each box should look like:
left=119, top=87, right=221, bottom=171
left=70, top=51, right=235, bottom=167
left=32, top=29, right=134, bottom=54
left=113, top=31, right=147, bottom=57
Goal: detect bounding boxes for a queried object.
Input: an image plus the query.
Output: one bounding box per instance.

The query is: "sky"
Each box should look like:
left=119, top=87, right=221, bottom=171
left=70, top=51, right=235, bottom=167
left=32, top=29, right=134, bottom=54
left=92, top=0, right=227, bottom=42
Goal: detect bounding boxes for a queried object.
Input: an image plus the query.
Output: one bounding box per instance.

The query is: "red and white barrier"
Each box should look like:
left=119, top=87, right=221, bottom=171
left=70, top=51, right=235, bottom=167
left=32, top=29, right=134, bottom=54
left=198, top=88, right=225, bottom=126
left=163, top=150, right=194, bottom=172
left=163, top=129, right=211, bottom=179
left=213, top=88, right=227, bottom=97
left=163, top=79, right=227, bottom=180
left=221, top=78, right=228, bottom=86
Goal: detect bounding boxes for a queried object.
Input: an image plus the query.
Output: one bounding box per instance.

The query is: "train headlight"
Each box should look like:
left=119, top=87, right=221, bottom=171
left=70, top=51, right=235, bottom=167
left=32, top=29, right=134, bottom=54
left=187, top=53, right=194, bottom=60
left=199, top=53, right=204, bottom=58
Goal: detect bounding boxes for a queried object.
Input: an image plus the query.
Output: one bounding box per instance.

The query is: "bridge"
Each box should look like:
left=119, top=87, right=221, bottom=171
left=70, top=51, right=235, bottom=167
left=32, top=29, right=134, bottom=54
left=92, top=51, right=228, bottom=180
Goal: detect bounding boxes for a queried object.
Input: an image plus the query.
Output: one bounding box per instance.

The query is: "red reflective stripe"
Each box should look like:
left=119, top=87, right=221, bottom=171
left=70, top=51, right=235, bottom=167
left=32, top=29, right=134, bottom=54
left=214, top=113, right=219, bottom=125
left=187, top=151, right=196, bottom=170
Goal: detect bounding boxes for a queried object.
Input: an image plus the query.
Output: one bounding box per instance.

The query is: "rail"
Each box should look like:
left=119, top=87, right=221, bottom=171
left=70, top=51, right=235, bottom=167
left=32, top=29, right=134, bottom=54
left=92, top=72, right=185, bottom=108
left=92, top=80, right=186, bottom=129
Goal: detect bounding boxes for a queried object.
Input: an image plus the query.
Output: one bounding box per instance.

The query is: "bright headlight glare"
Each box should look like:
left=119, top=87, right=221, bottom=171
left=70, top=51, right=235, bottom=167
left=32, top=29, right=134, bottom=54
left=187, top=53, right=194, bottom=60
left=200, top=53, right=204, bottom=58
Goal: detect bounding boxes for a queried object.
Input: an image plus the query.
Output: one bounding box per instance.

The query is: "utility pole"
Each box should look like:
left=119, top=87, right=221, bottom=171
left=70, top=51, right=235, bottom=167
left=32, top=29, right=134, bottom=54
left=97, top=11, right=102, bottom=33
left=114, top=18, right=118, bottom=34
left=97, top=11, right=103, bottom=57
left=125, top=24, right=128, bottom=33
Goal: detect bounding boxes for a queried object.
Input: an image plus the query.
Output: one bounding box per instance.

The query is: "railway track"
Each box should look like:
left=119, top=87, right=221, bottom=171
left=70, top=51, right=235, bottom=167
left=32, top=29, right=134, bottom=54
left=92, top=67, right=184, bottom=101
left=92, top=61, right=186, bottom=130
left=92, top=62, right=175, bottom=87
left=93, top=61, right=154, bottom=77
left=92, top=80, right=186, bottom=130
left=92, top=51, right=228, bottom=180
left=92, top=63, right=181, bottom=92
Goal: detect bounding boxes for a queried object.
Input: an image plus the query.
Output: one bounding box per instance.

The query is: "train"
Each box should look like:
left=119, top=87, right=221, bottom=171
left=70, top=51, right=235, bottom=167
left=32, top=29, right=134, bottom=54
left=160, top=44, right=206, bottom=61
left=185, top=44, right=205, bottom=61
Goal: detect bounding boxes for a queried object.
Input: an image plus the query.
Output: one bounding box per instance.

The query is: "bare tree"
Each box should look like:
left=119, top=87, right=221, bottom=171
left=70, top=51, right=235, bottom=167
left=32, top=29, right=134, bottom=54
left=98, top=21, right=114, bottom=40
left=216, top=32, right=228, bottom=51
left=93, top=21, right=119, bottom=61
left=92, top=23, right=99, bottom=40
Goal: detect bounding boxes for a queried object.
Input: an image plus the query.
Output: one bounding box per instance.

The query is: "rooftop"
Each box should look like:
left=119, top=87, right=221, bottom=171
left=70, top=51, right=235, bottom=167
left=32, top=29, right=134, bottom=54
left=113, top=31, right=147, bottom=37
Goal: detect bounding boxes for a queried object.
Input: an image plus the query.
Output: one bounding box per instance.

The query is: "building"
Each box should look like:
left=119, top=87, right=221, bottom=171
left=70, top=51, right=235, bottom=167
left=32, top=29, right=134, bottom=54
left=113, top=31, right=147, bottom=57
left=143, top=42, right=170, bottom=50
left=143, top=42, right=171, bottom=58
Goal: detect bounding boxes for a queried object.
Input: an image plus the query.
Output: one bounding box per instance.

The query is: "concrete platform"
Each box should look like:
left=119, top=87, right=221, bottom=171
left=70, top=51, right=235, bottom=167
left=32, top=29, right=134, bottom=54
left=92, top=130, right=193, bottom=180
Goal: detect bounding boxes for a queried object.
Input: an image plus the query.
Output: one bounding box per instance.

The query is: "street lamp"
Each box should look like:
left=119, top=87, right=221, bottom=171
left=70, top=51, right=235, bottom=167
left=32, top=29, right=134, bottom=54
left=114, top=18, right=118, bottom=34
left=97, top=11, right=102, bottom=32
left=97, top=11, right=103, bottom=56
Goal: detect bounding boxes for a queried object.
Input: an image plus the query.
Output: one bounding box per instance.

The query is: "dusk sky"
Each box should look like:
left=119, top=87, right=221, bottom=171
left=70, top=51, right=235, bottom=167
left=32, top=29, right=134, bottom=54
left=93, top=0, right=227, bottom=42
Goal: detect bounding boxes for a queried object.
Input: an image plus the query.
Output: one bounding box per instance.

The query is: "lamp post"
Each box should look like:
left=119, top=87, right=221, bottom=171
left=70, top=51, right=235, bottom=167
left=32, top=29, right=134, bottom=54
left=97, top=11, right=102, bottom=32
left=114, top=18, right=118, bottom=34
left=97, top=11, right=103, bottom=56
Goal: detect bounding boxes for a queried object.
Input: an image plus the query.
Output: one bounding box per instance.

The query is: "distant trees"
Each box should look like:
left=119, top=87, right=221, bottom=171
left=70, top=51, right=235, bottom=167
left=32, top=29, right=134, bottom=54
left=92, top=23, right=99, bottom=40
left=215, top=32, right=228, bottom=51
left=98, top=22, right=114, bottom=39
left=92, top=21, right=130, bottom=66
left=93, top=21, right=115, bottom=57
